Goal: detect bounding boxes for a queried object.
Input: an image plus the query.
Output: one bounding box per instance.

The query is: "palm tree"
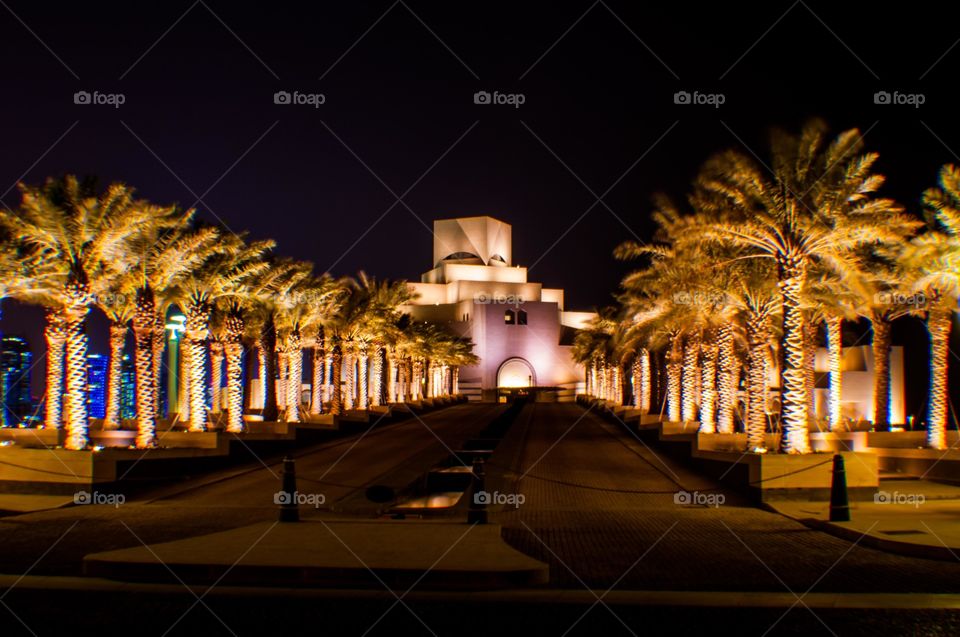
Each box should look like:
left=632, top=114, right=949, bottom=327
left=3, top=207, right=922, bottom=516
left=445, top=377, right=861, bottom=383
left=617, top=202, right=731, bottom=428
left=276, top=274, right=341, bottom=422
left=695, top=121, right=911, bottom=453
left=903, top=164, right=960, bottom=449
left=854, top=260, right=922, bottom=430
left=171, top=231, right=274, bottom=432
left=803, top=270, right=866, bottom=431
left=97, top=292, right=134, bottom=430
left=247, top=259, right=313, bottom=422
left=122, top=219, right=216, bottom=447
left=2, top=177, right=161, bottom=449
left=0, top=240, right=61, bottom=428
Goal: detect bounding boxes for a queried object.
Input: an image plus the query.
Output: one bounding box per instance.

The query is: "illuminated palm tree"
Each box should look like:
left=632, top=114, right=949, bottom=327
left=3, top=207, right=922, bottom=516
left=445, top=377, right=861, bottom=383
left=802, top=270, right=866, bottom=431
left=903, top=165, right=960, bottom=449
left=172, top=231, right=274, bottom=432
left=97, top=294, right=134, bottom=430
left=2, top=177, right=161, bottom=449
left=122, top=220, right=216, bottom=447
left=248, top=260, right=314, bottom=421
left=276, top=274, right=341, bottom=422
left=0, top=242, right=60, bottom=427
left=695, top=121, right=911, bottom=453
left=853, top=260, right=923, bottom=430
left=617, top=201, right=733, bottom=428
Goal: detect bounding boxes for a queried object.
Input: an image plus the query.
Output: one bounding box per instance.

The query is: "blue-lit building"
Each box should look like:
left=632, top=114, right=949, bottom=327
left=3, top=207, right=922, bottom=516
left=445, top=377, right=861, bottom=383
left=1, top=336, right=33, bottom=426
left=87, top=354, right=108, bottom=420
left=120, top=354, right=136, bottom=420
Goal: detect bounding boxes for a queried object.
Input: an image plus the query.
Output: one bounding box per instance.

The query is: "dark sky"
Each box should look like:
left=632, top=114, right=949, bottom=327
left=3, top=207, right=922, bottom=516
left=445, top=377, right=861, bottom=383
left=1, top=1, right=959, bottom=415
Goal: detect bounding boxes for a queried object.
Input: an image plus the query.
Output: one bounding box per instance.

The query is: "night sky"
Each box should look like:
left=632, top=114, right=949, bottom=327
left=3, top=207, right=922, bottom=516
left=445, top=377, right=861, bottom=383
left=1, top=1, right=958, bottom=416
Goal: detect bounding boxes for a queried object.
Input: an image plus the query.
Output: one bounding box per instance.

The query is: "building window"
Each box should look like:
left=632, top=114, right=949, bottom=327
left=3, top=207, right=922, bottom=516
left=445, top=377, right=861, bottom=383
left=517, top=310, right=528, bottom=325
left=504, top=310, right=515, bottom=325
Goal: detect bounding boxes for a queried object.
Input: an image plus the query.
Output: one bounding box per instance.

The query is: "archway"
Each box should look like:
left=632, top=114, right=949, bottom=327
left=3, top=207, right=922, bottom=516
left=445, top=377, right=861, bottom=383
left=497, top=357, right=536, bottom=388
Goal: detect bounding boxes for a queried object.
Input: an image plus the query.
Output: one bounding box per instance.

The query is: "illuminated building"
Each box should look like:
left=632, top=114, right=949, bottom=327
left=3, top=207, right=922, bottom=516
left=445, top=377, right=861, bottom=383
left=1, top=336, right=33, bottom=425
left=120, top=354, right=136, bottom=420
left=404, top=217, right=596, bottom=401
left=86, top=354, right=108, bottom=419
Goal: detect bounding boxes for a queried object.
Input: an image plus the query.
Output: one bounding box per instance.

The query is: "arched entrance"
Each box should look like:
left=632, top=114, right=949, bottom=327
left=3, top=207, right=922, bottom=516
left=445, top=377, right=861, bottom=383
left=497, top=357, right=536, bottom=388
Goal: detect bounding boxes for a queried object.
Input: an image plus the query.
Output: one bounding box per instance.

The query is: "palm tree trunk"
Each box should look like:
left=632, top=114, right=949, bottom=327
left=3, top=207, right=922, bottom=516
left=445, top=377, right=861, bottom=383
left=285, top=332, right=302, bottom=423
left=699, top=335, right=718, bottom=433
left=387, top=350, right=397, bottom=403
left=804, top=320, right=819, bottom=428
left=277, top=349, right=288, bottom=410
left=331, top=342, right=343, bottom=415
left=152, top=316, right=165, bottom=419
left=358, top=348, right=369, bottom=409
left=344, top=351, right=355, bottom=409
left=716, top=325, right=736, bottom=434
left=596, top=360, right=605, bottom=400
left=185, top=303, right=209, bottom=432
left=871, top=315, right=893, bottom=430
left=132, top=291, right=157, bottom=448
left=667, top=335, right=682, bottom=422
left=224, top=312, right=245, bottom=433
left=103, top=321, right=127, bottom=430
left=681, top=334, right=700, bottom=422
left=43, top=309, right=65, bottom=429
left=310, top=345, right=325, bottom=415
left=746, top=313, right=768, bottom=451
left=779, top=258, right=811, bottom=453
left=261, top=316, right=279, bottom=421
left=209, top=342, right=224, bottom=414
left=639, top=349, right=650, bottom=414
left=453, top=365, right=460, bottom=395
left=371, top=346, right=383, bottom=406
left=927, top=305, right=952, bottom=450
left=177, top=331, right=190, bottom=422
left=63, top=299, right=89, bottom=450
left=826, top=316, right=843, bottom=431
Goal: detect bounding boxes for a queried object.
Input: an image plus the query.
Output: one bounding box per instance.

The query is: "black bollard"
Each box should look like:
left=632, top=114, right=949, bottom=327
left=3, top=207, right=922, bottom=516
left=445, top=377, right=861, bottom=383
left=279, top=455, right=299, bottom=522
left=467, top=455, right=488, bottom=524
left=829, top=453, right=850, bottom=522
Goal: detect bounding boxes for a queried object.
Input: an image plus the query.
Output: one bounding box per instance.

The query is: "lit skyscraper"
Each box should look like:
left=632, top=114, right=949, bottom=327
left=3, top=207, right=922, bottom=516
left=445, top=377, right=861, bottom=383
left=1, top=336, right=33, bottom=426
left=120, top=354, right=136, bottom=421
left=87, top=354, right=108, bottom=420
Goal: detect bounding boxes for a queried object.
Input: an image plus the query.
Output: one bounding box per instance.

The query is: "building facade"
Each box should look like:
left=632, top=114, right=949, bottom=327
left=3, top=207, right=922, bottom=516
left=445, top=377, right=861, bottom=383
left=86, top=354, right=108, bottom=419
left=404, top=217, right=595, bottom=401
left=1, top=336, right=33, bottom=425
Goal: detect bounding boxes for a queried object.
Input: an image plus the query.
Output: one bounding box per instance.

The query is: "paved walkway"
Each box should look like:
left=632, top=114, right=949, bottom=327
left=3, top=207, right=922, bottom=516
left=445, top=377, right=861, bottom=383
left=491, top=403, right=960, bottom=593
left=0, top=403, right=501, bottom=577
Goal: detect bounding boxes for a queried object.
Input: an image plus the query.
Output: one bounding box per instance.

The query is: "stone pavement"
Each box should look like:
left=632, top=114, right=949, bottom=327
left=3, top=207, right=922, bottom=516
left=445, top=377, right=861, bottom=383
left=490, top=403, right=960, bottom=593
left=772, top=478, right=960, bottom=561
left=83, top=519, right=549, bottom=589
